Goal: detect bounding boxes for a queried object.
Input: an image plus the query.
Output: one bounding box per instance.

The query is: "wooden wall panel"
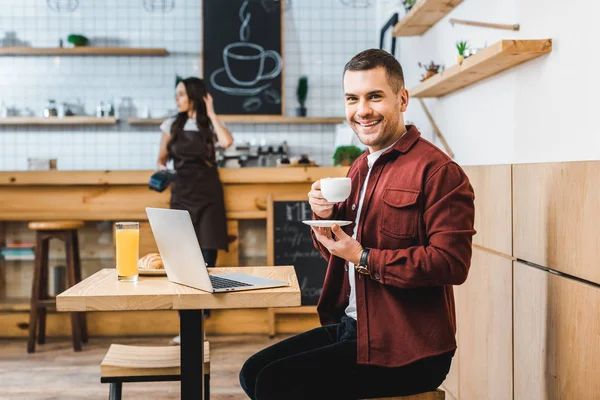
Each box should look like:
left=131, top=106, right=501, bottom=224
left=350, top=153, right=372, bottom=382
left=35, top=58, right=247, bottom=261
left=514, top=261, right=600, bottom=399
left=513, top=161, right=600, bottom=284
left=462, top=165, right=512, bottom=257
left=455, top=247, right=512, bottom=400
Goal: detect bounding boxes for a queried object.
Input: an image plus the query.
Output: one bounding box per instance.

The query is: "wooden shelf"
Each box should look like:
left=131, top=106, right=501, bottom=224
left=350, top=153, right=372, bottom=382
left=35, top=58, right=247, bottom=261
left=128, top=118, right=167, bottom=125
left=393, top=0, right=464, bottom=36
left=409, top=39, right=552, bottom=98
left=0, top=47, right=168, bottom=56
left=0, top=116, right=118, bottom=125
left=128, top=116, right=345, bottom=125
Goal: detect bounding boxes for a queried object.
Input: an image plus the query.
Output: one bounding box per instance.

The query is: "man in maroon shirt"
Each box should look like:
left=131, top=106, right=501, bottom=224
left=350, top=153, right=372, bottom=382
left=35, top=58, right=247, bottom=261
left=239, top=49, right=476, bottom=400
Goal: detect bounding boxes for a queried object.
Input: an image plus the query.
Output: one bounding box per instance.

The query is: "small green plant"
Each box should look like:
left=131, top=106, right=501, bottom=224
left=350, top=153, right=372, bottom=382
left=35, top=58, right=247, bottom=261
left=456, top=40, right=468, bottom=56
left=402, top=0, right=416, bottom=12
left=333, top=145, right=363, bottom=166
left=296, top=76, right=309, bottom=116
left=296, top=76, right=308, bottom=108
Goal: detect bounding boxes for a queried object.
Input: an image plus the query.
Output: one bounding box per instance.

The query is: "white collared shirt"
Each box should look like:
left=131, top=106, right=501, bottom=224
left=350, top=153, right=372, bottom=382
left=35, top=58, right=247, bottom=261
left=344, top=138, right=401, bottom=320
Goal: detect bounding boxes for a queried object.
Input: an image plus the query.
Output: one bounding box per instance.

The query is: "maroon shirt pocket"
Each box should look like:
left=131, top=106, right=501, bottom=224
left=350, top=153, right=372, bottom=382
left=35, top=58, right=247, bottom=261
left=380, top=188, right=420, bottom=239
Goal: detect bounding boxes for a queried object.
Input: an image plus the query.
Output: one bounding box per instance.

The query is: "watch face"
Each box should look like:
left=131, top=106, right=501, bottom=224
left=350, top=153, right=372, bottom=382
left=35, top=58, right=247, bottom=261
left=356, top=265, right=369, bottom=275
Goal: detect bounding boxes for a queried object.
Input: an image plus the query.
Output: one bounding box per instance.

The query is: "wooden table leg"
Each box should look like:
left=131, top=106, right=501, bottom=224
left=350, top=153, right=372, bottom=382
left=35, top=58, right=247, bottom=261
left=180, top=310, right=204, bottom=400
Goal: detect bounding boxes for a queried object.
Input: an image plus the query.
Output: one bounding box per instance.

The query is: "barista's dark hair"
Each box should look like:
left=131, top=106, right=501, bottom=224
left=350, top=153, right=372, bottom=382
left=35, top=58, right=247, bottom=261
left=343, top=49, right=405, bottom=93
left=167, top=77, right=212, bottom=159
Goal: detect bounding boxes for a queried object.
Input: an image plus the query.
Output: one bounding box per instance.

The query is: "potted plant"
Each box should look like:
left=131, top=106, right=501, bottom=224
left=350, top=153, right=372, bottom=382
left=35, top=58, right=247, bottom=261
left=402, top=0, right=416, bottom=12
left=456, top=40, right=468, bottom=65
left=296, top=76, right=308, bottom=117
left=333, top=145, right=363, bottom=166
left=418, top=61, right=444, bottom=82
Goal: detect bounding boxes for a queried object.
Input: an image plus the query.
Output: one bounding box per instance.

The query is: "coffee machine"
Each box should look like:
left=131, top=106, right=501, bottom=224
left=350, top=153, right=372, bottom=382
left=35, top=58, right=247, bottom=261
left=216, top=141, right=290, bottom=168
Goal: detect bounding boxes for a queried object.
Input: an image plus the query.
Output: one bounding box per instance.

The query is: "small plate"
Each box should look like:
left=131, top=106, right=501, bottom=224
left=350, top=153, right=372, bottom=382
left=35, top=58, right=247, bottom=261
left=302, top=220, right=353, bottom=228
left=138, top=269, right=167, bottom=276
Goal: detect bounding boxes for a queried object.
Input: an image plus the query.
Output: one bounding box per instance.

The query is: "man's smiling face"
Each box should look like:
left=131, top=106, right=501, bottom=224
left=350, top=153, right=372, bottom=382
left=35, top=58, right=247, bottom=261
left=343, top=66, right=408, bottom=152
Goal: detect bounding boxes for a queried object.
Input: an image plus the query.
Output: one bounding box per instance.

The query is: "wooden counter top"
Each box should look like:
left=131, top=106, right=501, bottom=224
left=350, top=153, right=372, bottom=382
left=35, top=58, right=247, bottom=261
left=57, top=266, right=300, bottom=311
left=0, top=167, right=349, bottom=221
left=0, top=167, right=349, bottom=186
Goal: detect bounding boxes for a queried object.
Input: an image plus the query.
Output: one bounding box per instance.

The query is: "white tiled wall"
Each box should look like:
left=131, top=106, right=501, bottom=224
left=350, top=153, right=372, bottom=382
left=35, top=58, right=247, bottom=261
left=0, top=0, right=376, bottom=170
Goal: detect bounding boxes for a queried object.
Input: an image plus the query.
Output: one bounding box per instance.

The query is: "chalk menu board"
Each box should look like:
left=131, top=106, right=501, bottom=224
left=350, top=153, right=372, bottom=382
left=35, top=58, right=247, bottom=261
left=202, top=0, right=283, bottom=116
left=270, top=200, right=326, bottom=306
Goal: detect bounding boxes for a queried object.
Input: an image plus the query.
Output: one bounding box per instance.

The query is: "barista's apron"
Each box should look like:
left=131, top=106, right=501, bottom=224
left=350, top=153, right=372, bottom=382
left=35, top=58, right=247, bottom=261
left=169, top=128, right=228, bottom=251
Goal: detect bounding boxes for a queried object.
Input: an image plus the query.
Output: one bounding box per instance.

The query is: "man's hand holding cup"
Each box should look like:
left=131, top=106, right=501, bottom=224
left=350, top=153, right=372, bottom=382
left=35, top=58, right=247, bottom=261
left=308, top=177, right=352, bottom=219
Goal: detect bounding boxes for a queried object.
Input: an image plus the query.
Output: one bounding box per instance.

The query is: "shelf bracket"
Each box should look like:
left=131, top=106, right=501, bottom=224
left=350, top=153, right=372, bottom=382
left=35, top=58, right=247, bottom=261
left=417, top=99, right=455, bottom=159
left=450, top=18, right=520, bottom=31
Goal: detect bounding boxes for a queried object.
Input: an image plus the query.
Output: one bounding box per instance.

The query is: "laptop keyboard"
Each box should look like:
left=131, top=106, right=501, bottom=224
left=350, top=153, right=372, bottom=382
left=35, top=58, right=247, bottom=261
left=210, top=275, right=252, bottom=289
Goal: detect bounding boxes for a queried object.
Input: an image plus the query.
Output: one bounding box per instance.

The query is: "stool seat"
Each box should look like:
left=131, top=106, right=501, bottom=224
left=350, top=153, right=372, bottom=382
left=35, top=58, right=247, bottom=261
left=363, top=389, right=445, bottom=400
left=101, top=342, right=211, bottom=400
left=28, top=220, right=84, bottom=230
left=101, top=342, right=210, bottom=377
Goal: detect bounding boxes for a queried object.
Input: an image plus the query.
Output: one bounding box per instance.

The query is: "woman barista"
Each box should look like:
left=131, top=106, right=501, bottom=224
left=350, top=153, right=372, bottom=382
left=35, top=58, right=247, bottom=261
left=157, top=77, right=233, bottom=270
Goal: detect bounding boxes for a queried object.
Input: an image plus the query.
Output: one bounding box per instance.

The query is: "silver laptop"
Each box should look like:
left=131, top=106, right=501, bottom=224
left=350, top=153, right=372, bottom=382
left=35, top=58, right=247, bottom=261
left=146, top=207, right=289, bottom=293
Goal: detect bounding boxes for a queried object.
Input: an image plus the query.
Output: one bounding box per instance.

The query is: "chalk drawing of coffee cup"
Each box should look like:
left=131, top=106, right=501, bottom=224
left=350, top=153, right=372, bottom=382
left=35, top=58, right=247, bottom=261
left=223, top=42, right=282, bottom=87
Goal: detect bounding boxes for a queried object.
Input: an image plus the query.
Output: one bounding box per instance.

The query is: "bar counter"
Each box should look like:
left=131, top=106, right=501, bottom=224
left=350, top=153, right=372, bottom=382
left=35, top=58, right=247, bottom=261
left=0, top=166, right=349, bottom=337
left=0, top=167, right=349, bottom=220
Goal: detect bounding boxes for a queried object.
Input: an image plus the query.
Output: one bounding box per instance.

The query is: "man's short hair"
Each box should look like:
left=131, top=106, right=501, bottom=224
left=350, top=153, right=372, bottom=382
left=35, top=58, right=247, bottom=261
left=344, top=49, right=405, bottom=92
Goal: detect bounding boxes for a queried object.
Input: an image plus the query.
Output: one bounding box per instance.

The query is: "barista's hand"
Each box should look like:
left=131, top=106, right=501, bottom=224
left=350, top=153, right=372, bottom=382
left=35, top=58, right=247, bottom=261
left=308, top=180, right=335, bottom=219
left=312, top=224, right=363, bottom=265
left=204, top=94, right=216, bottom=119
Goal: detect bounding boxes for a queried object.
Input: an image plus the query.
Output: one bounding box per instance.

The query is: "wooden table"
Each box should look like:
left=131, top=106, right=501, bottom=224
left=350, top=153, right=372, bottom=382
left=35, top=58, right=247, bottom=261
left=56, top=267, right=301, bottom=400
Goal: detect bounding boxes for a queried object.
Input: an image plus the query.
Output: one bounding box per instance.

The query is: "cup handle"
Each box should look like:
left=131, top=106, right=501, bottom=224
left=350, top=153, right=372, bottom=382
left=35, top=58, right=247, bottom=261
left=260, top=50, right=282, bottom=80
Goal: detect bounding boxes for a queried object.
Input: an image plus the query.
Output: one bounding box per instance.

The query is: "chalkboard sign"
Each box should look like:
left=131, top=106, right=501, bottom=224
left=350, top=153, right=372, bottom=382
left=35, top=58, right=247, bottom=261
left=267, top=197, right=326, bottom=306
left=202, top=0, right=283, bottom=116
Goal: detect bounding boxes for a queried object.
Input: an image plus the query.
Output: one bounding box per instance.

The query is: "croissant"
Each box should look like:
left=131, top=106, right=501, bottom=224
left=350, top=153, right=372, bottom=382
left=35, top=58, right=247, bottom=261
left=138, top=253, right=164, bottom=270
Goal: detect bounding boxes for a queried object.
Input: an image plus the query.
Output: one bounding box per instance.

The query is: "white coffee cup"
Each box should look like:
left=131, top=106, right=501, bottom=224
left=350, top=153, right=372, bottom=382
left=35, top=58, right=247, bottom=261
left=320, top=177, right=352, bottom=202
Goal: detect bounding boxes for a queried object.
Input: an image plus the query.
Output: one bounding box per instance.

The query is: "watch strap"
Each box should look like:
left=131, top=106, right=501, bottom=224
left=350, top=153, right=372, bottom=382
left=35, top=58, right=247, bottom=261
left=356, top=247, right=370, bottom=275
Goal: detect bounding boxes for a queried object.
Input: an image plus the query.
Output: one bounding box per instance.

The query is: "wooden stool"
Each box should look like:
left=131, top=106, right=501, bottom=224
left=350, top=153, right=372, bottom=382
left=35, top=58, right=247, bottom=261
left=101, top=341, right=211, bottom=400
left=27, top=220, right=87, bottom=353
left=363, top=390, right=445, bottom=400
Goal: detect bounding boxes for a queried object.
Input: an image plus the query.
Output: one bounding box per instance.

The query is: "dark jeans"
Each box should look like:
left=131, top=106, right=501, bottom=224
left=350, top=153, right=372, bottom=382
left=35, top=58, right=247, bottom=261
left=202, top=249, right=217, bottom=319
left=239, top=317, right=454, bottom=400
left=202, top=249, right=217, bottom=268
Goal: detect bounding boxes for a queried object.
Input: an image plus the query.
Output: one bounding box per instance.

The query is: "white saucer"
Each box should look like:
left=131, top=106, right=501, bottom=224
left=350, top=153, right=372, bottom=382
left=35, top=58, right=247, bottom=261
left=209, top=67, right=272, bottom=96
left=138, top=269, right=167, bottom=276
left=302, top=220, right=353, bottom=228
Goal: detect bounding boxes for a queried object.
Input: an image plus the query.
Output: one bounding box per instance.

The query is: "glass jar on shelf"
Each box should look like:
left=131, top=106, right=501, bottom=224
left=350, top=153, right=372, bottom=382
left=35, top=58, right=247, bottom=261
left=43, top=99, right=58, bottom=118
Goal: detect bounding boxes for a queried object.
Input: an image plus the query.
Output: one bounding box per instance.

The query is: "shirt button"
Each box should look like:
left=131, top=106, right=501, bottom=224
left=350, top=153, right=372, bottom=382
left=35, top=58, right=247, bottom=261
left=344, top=265, right=348, bottom=272
left=374, top=272, right=381, bottom=280
left=347, top=291, right=350, bottom=298
left=352, top=204, right=356, bottom=210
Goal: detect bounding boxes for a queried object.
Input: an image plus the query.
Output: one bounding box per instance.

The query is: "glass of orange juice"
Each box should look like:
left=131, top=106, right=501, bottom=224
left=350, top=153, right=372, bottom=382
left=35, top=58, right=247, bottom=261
left=115, top=222, right=139, bottom=282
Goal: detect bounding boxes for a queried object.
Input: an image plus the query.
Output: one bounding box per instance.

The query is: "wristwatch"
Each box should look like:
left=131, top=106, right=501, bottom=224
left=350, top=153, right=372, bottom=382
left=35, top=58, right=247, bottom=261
left=355, top=247, right=370, bottom=275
